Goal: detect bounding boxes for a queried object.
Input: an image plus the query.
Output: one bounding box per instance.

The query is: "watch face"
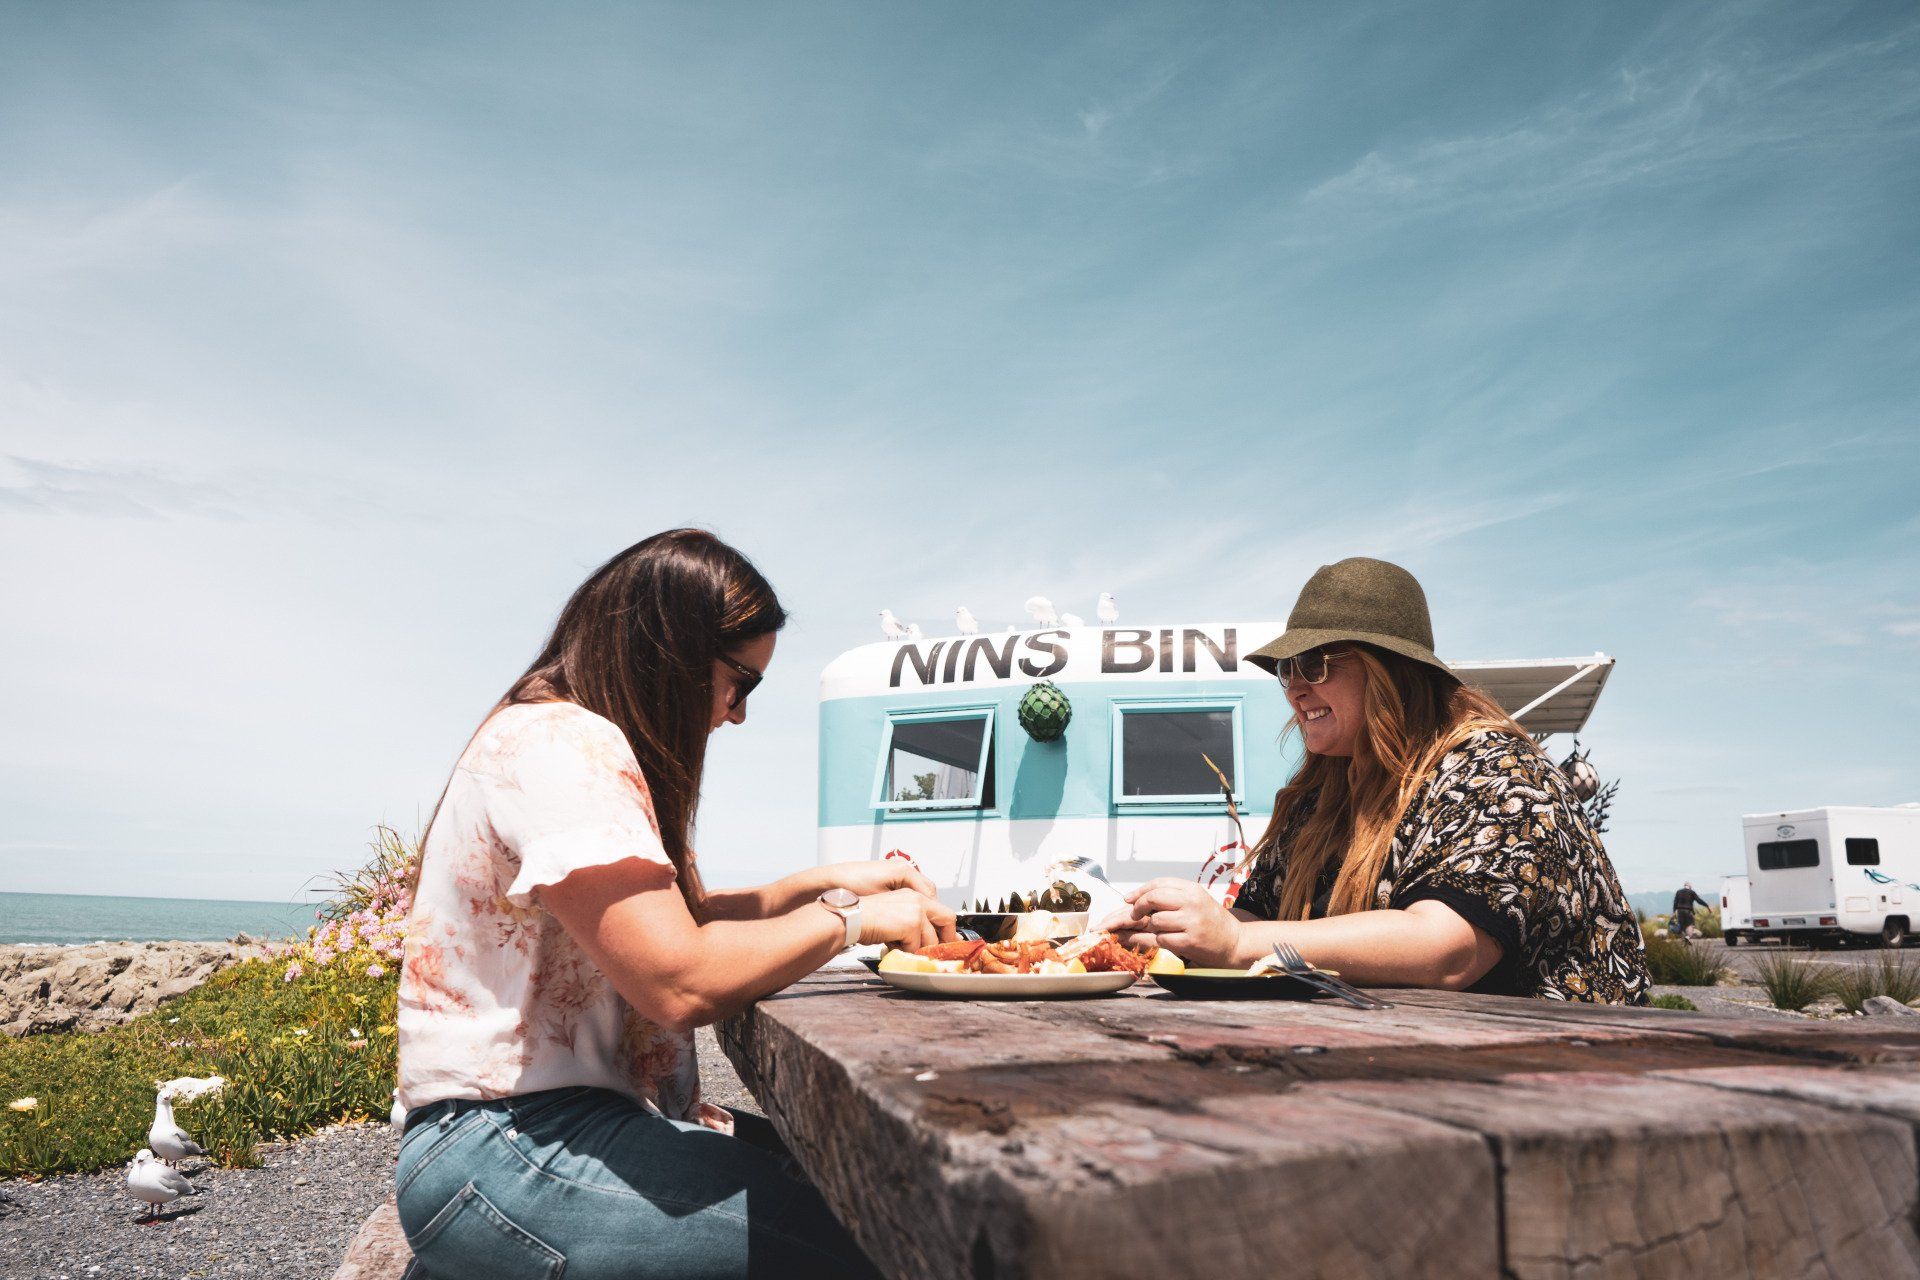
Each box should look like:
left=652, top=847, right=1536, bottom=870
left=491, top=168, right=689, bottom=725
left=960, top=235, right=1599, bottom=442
left=821, top=887, right=858, bottom=909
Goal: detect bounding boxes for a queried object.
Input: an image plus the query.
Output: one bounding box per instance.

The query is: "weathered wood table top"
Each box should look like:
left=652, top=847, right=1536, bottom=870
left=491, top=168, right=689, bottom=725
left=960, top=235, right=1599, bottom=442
left=719, top=970, right=1920, bottom=1280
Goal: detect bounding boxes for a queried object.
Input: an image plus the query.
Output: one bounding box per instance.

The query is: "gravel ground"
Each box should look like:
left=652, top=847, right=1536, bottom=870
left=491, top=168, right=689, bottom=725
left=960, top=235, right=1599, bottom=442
left=0, top=1028, right=758, bottom=1280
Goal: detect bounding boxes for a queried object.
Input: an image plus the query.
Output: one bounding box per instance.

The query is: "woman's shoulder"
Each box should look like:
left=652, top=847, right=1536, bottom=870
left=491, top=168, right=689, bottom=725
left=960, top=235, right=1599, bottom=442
left=1430, top=729, right=1557, bottom=788
left=463, top=701, right=633, bottom=772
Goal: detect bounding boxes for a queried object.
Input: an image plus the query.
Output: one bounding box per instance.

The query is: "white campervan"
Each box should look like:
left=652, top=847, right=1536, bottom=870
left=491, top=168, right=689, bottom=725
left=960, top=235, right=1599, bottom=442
left=1743, top=806, right=1920, bottom=947
left=1718, top=874, right=1754, bottom=945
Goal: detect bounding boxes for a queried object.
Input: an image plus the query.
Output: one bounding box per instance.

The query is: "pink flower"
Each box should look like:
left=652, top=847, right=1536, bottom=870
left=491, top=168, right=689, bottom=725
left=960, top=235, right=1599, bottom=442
left=283, top=962, right=304, bottom=982
left=366, top=963, right=387, bottom=979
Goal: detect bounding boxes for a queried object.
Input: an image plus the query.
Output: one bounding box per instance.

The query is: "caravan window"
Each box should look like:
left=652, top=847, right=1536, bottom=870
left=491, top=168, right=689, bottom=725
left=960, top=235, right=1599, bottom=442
left=1757, top=839, right=1820, bottom=871
left=1846, top=838, right=1881, bottom=866
left=1112, top=700, right=1241, bottom=803
left=876, top=711, right=994, bottom=811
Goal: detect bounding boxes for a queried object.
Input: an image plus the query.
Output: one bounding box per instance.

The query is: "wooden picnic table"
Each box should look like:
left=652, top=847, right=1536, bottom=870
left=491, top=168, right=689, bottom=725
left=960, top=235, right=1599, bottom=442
left=718, top=969, right=1920, bottom=1280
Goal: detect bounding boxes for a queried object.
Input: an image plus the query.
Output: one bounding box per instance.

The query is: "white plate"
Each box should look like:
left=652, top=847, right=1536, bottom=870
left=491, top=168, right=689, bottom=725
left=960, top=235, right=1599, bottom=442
left=875, top=969, right=1138, bottom=998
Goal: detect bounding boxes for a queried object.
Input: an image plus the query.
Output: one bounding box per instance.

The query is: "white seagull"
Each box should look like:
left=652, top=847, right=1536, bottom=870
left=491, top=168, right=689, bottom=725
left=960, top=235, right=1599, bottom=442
left=905, top=622, right=924, bottom=641
left=954, top=606, right=979, bottom=636
left=148, top=1090, right=206, bottom=1167
left=1060, top=612, right=1085, bottom=628
left=1097, top=592, right=1119, bottom=624
left=390, top=1088, right=408, bottom=1131
left=1024, top=596, right=1060, bottom=626
left=127, top=1148, right=194, bottom=1222
left=878, top=609, right=910, bottom=641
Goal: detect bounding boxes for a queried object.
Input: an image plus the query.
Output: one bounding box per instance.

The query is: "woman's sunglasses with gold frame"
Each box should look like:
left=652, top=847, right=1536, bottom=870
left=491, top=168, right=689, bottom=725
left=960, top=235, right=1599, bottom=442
left=1275, top=647, right=1348, bottom=687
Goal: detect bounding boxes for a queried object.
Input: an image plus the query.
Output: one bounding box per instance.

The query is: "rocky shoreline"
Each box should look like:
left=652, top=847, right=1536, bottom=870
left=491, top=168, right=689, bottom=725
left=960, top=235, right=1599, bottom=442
left=0, top=939, right=269, bottom=1037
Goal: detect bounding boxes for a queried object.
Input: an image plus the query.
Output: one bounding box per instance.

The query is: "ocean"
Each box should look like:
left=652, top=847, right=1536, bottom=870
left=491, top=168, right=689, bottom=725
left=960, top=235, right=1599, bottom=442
left=0, top=891, right=322, bottom=945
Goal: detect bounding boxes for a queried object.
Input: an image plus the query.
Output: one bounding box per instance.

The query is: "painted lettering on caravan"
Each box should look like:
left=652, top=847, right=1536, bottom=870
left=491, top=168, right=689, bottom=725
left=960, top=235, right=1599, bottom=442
left=888, top=628, right=1236, bottom=687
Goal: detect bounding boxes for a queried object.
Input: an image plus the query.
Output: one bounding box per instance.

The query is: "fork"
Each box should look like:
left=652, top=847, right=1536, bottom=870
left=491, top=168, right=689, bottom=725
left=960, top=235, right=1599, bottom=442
left=1270, top=942, right=1392, bottom=1009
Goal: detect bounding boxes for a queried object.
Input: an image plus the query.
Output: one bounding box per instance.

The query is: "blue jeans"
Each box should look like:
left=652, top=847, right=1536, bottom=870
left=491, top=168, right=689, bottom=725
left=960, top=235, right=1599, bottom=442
left=394, top=1086, right=882, bottom=1280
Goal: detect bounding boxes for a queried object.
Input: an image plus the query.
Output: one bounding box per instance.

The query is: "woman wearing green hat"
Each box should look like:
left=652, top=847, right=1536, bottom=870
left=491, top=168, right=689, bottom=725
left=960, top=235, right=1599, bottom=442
left=1102, top=557, right=1650, bottom=1004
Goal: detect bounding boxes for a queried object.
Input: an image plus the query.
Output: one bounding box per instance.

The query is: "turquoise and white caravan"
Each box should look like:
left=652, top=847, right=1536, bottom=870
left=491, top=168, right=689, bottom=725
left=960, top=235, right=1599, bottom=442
left=816, top=624, right=1613, bottom=911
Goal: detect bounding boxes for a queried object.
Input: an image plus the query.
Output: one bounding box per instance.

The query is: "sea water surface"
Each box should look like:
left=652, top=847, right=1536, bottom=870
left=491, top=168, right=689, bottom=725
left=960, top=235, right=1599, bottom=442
left=0, top=891, right=321, bottom=945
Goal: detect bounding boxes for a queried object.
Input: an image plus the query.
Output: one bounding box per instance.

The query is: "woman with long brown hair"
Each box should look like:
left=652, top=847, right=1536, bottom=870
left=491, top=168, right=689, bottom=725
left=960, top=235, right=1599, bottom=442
left=1103, top=558, right=1649, bottom=1003
left=393, top=530, right=951, bottom=1279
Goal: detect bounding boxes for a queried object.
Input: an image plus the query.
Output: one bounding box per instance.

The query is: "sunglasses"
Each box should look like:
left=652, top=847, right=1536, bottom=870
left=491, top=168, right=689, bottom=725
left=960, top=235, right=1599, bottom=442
left=718, top=653, right=764, bottom=709
left=1275, top=647, right=1348, bottom=687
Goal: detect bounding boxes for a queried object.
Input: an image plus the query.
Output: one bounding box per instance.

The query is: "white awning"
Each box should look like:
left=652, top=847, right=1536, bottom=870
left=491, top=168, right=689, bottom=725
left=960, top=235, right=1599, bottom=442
left=1448, top=654, right=1613, bottom=736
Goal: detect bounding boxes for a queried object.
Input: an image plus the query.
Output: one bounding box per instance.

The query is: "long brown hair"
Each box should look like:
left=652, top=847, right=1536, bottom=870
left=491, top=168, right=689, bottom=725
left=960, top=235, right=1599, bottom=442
left=418, top=530, right=786, bottom=916
left=1247, top=644, right=1523, bottom=918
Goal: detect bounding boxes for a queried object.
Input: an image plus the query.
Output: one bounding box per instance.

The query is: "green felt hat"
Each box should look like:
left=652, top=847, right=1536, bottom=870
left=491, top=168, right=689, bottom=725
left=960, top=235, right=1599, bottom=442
left=1246, top=557, right=1453, bottom=679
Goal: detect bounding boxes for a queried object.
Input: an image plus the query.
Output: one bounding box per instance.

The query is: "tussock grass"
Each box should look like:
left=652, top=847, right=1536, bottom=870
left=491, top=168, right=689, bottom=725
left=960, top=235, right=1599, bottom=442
left=1651, top=994, right=1699, bottom=1011
left=1832, top=950, right=1920, bottom=1015
left=1643, top=937, right=1728, bottom=986
left=1753, top=952, right=1837, bottom=1012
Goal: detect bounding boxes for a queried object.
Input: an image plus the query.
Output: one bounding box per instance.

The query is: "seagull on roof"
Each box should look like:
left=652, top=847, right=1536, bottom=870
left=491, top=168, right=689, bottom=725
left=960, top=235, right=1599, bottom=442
left=1025, top=596, right=1059, bottom=626
left=955, top=606, right=979, bottom=636
left=1060, top=612, right=1084, bottom=628
left=879, top=609, right=909, bottom=641
left=1097, top=593, right=1119, bottom=624
left=905, top=622, right=924, bottom=640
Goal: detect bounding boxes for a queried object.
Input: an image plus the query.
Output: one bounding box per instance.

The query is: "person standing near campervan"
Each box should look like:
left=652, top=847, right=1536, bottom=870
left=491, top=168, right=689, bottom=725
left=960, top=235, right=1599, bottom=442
left=394, top=530, right=953, bottom=1279
left=1103, top=558, right=1651, bottom=1004
left=1671, top=882, right=1709, bottom=937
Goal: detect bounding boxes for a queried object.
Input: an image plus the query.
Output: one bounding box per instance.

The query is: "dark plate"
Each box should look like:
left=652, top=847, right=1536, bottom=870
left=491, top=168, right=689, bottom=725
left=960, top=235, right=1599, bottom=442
left=1149, top=968, right=1325, bottom=1000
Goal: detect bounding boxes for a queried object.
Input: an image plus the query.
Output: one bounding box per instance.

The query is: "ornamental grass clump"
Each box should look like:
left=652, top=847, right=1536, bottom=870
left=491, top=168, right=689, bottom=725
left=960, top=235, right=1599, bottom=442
left=1752, top=952, right=1837, bottom=1012
left=0, top=829, right=418, bottom=1178
left=1831, top=950, right=1920, bottom=1015
left=1643, top=937, right=1727, bottom=986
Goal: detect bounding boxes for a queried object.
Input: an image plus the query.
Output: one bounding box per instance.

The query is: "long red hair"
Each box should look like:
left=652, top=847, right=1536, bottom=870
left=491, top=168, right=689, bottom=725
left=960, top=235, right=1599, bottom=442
left=1248, top=644, right=1524, bottom=918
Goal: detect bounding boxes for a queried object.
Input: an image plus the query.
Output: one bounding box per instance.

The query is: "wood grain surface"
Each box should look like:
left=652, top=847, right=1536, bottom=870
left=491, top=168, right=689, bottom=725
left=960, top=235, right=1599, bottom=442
left=720, top=973, right=1920, bottom=1280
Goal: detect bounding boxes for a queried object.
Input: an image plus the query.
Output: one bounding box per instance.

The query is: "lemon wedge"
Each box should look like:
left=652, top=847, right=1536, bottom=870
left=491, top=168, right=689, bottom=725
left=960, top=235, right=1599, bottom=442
left=877, top=949, right=937, bottom=974
left=1146, top=949, right=1186, bottom=975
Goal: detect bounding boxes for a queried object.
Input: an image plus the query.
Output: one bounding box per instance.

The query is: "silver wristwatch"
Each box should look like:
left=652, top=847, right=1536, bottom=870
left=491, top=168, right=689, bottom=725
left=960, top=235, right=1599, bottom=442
left=818, top=887, right=860, bottom=950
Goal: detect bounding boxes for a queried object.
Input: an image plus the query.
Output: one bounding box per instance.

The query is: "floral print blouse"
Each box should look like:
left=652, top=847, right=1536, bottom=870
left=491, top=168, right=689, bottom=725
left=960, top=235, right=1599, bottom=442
left=1236, top=730, right=1651, bottom=1005
left=396, top=701, right=705, bottom=1119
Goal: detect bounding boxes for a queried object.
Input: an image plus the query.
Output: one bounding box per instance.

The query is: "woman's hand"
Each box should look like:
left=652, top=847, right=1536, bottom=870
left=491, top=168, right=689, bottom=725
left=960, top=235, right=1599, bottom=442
left=819, top=859, right=940, bottom=901
left=1099, top=878, right=1243, bottom=967
left=858, top=889, right=957, bottom=952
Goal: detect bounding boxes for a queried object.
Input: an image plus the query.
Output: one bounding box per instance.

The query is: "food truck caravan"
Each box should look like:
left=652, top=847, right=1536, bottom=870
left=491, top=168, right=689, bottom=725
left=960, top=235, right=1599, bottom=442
left=816, top=623, right=1615, bottom=909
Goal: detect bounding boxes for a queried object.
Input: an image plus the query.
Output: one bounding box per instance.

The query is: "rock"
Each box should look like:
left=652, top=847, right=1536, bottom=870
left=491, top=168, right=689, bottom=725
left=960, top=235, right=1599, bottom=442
left=332, top=1196, right=414, bottom=1280
left=0, top=940, right=268, bottom=1036
left=1862, top=995, right=1920, bottom=1017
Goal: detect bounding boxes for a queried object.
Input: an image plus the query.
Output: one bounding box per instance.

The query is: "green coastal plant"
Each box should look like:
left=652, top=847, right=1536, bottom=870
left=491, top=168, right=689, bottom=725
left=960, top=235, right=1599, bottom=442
left=1650, top=994, right=1698, bottom=1011
left=1, top=829, right=418, bottom=1178
left=1752, top=952, right=1837, bottom=1012
left=1831, top=951, right=1920, bottom=1015
left=1643, top=937, right=1727, bottom=986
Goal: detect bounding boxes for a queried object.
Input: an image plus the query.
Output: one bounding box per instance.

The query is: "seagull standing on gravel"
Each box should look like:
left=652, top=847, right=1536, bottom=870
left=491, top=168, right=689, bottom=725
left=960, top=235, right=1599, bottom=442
left=148, top=1090, right=206, bottom=1168
left=1024, top=596, right=1059, bottom=626
left=127, top=1148, right=194, bottom=1223
left=1097, top=593, right=1119, bottom=624
left=955, top=606, right=979, bottom=636
left=391, top=1088, right=408, bottom=1131
left=879, top=609, right=909, bottom=641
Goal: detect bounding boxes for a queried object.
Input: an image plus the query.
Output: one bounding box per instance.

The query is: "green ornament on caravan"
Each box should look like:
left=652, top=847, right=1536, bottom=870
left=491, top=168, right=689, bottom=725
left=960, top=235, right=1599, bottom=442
left=1017, top=681, right=1072, bottom=742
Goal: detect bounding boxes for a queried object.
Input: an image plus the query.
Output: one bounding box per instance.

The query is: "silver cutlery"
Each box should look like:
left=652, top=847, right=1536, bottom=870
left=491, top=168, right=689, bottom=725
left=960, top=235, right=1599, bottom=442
left=1270, top=942, right=1392, bottom=1009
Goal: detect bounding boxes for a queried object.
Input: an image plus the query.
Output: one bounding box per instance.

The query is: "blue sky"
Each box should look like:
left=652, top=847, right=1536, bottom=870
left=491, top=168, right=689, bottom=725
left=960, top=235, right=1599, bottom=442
left=2, top=2, right=1915, bottom=905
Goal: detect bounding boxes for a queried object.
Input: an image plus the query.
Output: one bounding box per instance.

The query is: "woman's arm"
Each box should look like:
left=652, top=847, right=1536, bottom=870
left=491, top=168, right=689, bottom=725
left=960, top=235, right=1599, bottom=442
left=1225, top=902, right=1503, bottom=989
left=1105, top=879, right=1503, bottom=990
left=543, top=859, right=955, bottom=1033
left=701, top=861, right=941, bottom=921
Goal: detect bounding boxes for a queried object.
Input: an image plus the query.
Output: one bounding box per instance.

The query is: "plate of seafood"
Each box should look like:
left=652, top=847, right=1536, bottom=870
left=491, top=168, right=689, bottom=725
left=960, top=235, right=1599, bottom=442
left=872, top=933, right=1168, bottom=998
